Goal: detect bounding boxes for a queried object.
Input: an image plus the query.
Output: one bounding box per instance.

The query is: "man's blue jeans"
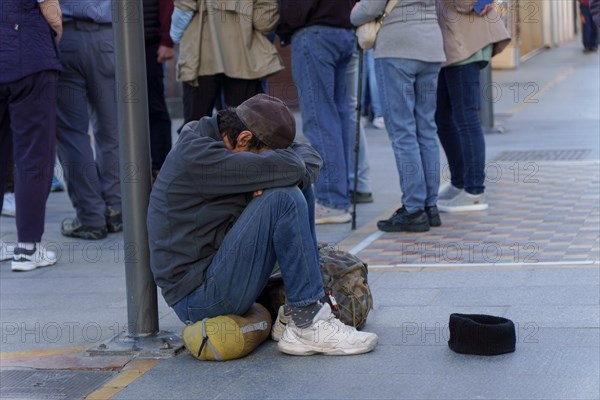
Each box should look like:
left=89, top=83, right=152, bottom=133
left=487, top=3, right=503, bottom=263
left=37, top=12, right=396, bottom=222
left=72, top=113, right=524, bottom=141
left=291, top=25, right=355, bottom=210
left=436, top=62, right=486, bottom=195
left=172, top=186, right=325, bottom=323
left=375, top=58, right=441, bottom=213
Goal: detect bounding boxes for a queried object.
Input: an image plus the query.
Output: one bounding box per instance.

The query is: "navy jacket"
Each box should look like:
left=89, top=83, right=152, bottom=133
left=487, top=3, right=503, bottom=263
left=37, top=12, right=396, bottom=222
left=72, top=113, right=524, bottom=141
left=0, top=0, right=62, bottom=84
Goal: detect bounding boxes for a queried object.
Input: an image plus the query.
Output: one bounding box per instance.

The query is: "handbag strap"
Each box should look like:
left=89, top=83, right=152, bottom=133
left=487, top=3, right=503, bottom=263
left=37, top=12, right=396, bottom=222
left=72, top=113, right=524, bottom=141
left=380, top=0, right=399, bottom=22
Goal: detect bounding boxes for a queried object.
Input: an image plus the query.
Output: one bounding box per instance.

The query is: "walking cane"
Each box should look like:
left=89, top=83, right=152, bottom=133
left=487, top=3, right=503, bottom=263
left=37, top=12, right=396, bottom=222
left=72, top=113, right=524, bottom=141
left=352, top=48, right=364, bottom=230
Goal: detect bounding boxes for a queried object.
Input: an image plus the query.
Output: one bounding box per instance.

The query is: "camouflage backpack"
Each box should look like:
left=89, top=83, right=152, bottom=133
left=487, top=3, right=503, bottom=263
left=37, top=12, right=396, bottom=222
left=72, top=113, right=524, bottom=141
left=257, top=243, right=373, bottom=330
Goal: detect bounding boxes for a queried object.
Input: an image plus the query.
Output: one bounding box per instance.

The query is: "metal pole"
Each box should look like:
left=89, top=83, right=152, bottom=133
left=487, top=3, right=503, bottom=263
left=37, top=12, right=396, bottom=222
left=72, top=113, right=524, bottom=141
left=351, top=49, right=364, bottom=231
left=112, top=0, right=158, bottom=337
left=480, top=63, right=495, bottom=131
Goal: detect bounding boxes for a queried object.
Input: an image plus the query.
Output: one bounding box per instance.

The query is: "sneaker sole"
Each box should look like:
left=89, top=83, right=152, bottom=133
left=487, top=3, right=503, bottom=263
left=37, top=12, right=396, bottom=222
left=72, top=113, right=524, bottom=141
left=377, top=222, right=430, bottom=233
left=277, top=336, right=378, bottom=356
left=1, top=211, right=16, bottom=217
left=61, top=229, right=107, bottom=240
left=11, top=260, right=56, bottom=272
left=106, top=224, right=123, bottom=233
left=438, top=203, right=489, bottom=213
left=315, top=214, right=352, bottom=225
left=429, top=219, right=442, bottom=227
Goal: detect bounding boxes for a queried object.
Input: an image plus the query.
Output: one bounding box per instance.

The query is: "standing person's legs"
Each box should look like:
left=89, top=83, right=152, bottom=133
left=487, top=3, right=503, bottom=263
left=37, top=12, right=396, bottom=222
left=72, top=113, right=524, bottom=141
left=9, top=72, right=57, bottom=243
left=222, top=77, right=263, bottom=108
left=435, top=68, right=464, bottom=191
left=87, top=26, right=121, bottom=214
left=334, top=45, right=354, bottom=198
left=172, top=186, right=324, bottom=323
left=438, top=63, right=486, bottom=195
left=291, top=26, right=355, bottom=211
left=0, top=82, right=11, bottom=210
left=182, top=75, right=221, bottom=123
left=581, top=5, right=599, bottom=50
left=56, top=26, right=107, bottom=231
left=347, top=51, right=373, bottom=199
left=375, top=58, right=427, bottom=214
left=414, top=62, right=442, bottom=207
left=145, top=43, right=173, bottom=172
left=365, top=49, right=383, bottom=121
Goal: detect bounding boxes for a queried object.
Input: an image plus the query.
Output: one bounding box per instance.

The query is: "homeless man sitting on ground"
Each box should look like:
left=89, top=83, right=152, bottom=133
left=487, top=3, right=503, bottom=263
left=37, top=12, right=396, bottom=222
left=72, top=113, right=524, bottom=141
left=147, top=94, right=378, bottom=356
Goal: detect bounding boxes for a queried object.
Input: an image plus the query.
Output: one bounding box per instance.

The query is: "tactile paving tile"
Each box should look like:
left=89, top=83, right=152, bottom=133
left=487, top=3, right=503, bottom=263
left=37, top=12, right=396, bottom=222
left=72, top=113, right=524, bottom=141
left=358, top=161, right=600, bottom=267
left=493, top=149, right=591, bottom=161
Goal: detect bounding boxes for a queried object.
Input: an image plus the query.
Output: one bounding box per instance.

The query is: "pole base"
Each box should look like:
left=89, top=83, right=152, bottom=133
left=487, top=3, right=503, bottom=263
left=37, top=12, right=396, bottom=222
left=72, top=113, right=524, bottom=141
left=483, top=124, right=507, bottom=134
left=87, top=330, right=184, bottom=358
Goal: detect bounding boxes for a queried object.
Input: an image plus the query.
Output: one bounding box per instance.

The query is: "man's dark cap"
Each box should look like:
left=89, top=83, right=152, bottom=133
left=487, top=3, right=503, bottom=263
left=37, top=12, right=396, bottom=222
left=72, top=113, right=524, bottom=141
left=235, top=94, right=296, bottom=149
left=448, top=313, right=516, bottom=356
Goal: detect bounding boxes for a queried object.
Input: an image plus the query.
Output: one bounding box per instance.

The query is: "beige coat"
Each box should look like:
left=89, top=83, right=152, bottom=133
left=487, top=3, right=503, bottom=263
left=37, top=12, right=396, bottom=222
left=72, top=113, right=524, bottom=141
left=175, top=0, right=284, bottom=85
left=437, top=0, right=511, bottom=66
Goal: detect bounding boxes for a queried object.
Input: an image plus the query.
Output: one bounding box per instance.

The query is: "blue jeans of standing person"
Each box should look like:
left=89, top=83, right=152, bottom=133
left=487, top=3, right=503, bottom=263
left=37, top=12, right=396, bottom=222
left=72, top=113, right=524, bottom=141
left=172, top=186, right=325, bottom=323
left=580, top=4, right=599, bottom=50
left=375, top=58, right=441, bottom=214
left=362, top=49, right=382, bottom=118
left=347, top=50, right=372, bottom=194
left=436, top=62, right=486, bottom=195
left=291, top=25, right=355, bottom=211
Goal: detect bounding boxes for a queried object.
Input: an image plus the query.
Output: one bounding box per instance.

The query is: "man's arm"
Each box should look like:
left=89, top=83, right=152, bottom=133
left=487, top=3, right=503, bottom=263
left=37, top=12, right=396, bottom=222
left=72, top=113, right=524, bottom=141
left=39, top=0, right=62, bottom=42
left=176, top=129, right=306, bottom=196
left=157, top=0, right=175, bottom=62
left=350, top=0, right=386, bottom=27
left=290, top=142, right=322, bottom=189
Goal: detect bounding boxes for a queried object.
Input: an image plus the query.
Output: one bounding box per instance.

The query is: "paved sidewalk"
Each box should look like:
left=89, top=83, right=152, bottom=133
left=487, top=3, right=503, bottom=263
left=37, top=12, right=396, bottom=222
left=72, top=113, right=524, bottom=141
left=0, top=39, right=598, bottom=400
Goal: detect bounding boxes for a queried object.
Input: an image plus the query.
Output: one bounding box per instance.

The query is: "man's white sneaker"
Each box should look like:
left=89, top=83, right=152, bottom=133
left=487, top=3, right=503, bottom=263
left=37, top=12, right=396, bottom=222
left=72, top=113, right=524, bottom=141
left=11, top=244, right=58, bottom=272
left=271, top=305, right=291, bottom=342
left=315, top=204, right=351, bottom=225
left=0, top=241, right=15, bottom=261
left=277, top=303, right=378, bottom=356
left=2, top=193, right=16, bottom=217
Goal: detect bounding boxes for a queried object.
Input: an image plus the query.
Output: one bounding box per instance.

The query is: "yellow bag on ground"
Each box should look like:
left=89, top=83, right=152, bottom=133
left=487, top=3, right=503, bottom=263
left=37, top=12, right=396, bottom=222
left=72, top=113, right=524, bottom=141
left=182, top=303, right=272, bottom=361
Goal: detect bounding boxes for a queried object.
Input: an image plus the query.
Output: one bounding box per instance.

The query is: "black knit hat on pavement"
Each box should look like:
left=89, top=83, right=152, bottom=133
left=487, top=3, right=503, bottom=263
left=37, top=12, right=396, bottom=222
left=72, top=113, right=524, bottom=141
left=448, top=313, right=516, bottom=356
left=235, top=94, right=296, bottom=149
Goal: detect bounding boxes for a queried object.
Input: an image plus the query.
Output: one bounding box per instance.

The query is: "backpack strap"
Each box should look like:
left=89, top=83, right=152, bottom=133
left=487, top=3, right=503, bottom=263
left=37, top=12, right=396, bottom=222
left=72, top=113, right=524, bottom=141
left=198, top=318, right=223, bottom=361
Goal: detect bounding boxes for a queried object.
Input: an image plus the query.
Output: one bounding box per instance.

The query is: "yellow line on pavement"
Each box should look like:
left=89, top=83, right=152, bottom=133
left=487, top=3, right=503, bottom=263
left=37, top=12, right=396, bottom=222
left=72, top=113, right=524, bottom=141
left=84, top=359, right=159, bottom=400
left=0, top=346, right=88, bottom=361
left=508, top=66, right=576, bottom=115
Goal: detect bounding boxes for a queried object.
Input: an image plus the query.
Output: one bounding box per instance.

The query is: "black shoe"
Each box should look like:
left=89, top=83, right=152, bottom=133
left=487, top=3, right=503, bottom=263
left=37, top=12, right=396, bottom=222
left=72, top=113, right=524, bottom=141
left=425, top=205, right=441, bottom=227
left=106, top=207, right=123, bottom=233
left=377, top=206, right=430, bottom=232
left=61, top=218, right=108, bottom=240
left=350, top=191, right=374, bottom=204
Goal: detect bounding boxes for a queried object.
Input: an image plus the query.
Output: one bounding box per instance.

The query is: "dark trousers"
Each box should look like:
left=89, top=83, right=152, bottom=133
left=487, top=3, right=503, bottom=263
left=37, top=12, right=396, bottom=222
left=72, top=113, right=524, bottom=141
left=0, top=71, right=57, bottom=242
left=581, top=5, right=599, bottom=50
left=145, top=43, right=172, bottom=171
left=436, top=62, right=486, bottom=195
left=56, top=23, right=120, bottom=227
left=3, top=154, right=14, bottom=192
left=182, top=75, right=263, bottom=124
